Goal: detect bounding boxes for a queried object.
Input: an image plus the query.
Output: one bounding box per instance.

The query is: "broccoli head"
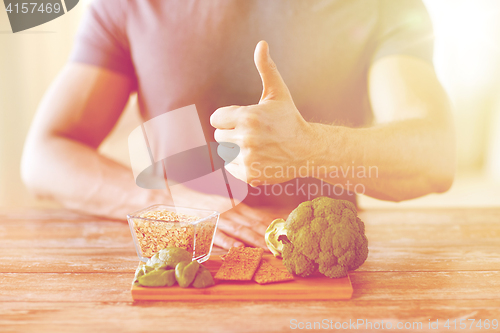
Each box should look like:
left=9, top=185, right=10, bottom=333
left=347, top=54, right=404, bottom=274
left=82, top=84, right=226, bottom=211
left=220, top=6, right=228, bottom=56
left=265, top=197, right=369, bottom=278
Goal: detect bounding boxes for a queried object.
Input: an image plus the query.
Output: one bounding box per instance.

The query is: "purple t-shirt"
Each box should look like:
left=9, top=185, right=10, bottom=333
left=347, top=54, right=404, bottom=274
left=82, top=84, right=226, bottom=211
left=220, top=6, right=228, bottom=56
left=69, top=0, right=433, bottom=207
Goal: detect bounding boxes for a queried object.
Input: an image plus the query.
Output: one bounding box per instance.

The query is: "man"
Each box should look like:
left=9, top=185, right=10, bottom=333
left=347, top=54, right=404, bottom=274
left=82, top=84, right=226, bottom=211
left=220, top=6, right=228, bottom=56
left=21, top=0, right=455, bottom=249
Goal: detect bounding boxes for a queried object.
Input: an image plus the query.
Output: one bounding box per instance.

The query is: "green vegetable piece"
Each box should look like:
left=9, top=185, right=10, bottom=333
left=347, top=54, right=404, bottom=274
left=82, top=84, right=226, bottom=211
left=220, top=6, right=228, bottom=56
left=175, top=260, right=200, bottom=288
left=192, top=265, right=215, bottom=288
left=147, top=252, right=161, bottom=266
left=134, top=264, right=145, bottom=278
left=163, top=269, right=176, bottom=287
left=152, top=263, right=169, bottom=270
left=264, top=197, right=369, bottom=279
left=146, top=247, right=192, bottom=269
left=133, top=264, right=156, bottom=283
left=144, top=265, right=156, bottom=273
left=138, top=269, right=176, bottom=287
left=133, top=264, right=145, bottom=284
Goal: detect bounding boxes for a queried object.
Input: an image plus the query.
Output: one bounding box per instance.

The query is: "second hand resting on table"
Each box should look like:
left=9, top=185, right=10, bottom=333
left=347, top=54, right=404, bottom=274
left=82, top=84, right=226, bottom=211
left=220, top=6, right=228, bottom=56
left=21, top=40, right=455, bottom=250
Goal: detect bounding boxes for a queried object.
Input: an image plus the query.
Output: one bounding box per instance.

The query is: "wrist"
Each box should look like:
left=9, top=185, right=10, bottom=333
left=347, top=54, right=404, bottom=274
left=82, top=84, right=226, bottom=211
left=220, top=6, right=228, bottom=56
left=303, top=123, right=351, bottom=179
left=293, top=121, right=318, bottom=177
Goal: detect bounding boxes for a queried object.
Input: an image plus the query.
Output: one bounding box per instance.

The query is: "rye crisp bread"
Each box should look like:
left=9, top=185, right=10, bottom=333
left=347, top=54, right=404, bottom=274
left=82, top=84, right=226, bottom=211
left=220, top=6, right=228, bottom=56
left=214, top=247, right=264, bottom=281
left=253, top=259, right=295, bottom=284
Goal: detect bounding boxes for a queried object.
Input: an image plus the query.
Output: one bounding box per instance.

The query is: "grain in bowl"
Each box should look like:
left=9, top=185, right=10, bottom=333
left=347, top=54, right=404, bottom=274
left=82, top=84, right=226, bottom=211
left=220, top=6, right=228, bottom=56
left=127, top=205, right=219, bottom=263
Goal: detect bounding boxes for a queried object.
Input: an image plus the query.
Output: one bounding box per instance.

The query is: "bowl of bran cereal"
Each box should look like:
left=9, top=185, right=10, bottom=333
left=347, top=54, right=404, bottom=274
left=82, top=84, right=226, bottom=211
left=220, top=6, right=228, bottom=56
left=127, top=205, right=219, bottom=263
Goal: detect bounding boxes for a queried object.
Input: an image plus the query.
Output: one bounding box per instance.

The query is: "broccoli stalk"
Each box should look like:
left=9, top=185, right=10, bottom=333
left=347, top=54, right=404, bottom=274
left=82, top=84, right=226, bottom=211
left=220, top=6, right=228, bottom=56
left=265, top=197, right=369, bottom=278
left=264, top=218, right=287, bottom=257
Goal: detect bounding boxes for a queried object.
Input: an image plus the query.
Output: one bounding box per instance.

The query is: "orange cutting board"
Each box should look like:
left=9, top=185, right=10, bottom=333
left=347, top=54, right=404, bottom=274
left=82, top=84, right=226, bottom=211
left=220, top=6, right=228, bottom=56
left=131, top=254, right=353, bottom=301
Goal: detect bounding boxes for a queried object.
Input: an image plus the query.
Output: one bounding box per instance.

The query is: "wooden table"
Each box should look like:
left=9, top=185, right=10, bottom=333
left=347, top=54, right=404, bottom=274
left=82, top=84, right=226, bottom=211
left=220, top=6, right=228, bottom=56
left=1, top=208, right=499, bottom=332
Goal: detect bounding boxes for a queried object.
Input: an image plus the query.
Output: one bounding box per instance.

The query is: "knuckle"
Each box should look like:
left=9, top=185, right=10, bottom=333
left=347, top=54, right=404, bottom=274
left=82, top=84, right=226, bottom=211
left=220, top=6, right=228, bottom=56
left=214, top=232, right=225, bottom=247
left=241, top=135, right=256, bottom=149
left=231, top=223, right=245, bottom=235
left=239, top=111, right=259, bottom=128
left=216, top=230, right=234, bottom=249
left=222, top=237, right=233, bottom=249
left=268, top=59, right=278, bottom=71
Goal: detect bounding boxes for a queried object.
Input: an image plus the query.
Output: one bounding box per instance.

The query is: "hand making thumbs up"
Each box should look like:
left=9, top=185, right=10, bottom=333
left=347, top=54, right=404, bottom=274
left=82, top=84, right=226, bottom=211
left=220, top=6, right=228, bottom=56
left=211, top=41, right=315, bottom=186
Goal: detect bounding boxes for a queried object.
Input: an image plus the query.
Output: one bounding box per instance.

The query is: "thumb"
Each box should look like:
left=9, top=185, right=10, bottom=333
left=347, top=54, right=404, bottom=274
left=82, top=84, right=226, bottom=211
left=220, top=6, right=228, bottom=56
left=254, top=40, right=291, bottom=102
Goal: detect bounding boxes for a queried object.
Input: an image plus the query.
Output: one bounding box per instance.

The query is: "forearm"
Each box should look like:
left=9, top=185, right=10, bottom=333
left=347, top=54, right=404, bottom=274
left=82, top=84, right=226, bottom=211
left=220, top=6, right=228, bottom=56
left=21, top=134, right=168, bottom=219
left=210, top=49, right=455, bottom=201
left=22, top=133, right=238, bottom=220
left=307, top=118, right=455, bottom=201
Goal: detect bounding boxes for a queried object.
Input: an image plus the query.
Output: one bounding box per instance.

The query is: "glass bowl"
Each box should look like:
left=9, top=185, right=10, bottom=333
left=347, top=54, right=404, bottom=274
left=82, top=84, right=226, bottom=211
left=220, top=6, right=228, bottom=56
left=127, top=204, right=219, bottom=263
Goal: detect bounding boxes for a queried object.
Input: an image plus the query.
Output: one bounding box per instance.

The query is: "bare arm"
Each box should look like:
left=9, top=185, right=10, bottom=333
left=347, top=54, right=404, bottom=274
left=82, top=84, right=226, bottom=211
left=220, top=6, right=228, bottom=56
left=213, top=42, right=455, bottom=202
left=21, top=63, right=152, bottom=217
left=309, top=55, right=456, bottom=201
left=21, top=63, right=269, bottom=248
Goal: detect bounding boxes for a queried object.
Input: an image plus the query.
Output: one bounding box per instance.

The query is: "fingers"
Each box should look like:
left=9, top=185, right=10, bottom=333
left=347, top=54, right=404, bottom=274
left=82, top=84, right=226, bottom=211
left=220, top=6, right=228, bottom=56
left=214, top=132, right=246, bottom=182
left=214, top=128, right=239, bottom=145
left=217, top=216, right=268, bottom=249
left=218, top=141, right=238, bottom=149
left=232, top=205, right=273, bottom=231
left=224, top=162, right=247, bottom=183
left=214, top=204, right=274, bottom=250
left=213, top=230, right=244, bottom=250
left=210, top=105, right=241, bottom=129
left=234, top=203, right=268, bottom=220
left=217, top=144, right=241, bottom=164
left=223, top=207, right=269, bottom=235
left=254, top=40, right=291, bottom=102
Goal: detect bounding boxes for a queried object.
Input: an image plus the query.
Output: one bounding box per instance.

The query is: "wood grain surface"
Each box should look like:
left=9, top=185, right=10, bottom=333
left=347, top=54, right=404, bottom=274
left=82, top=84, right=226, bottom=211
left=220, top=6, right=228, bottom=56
left=1, top=208, right=499, bottom=332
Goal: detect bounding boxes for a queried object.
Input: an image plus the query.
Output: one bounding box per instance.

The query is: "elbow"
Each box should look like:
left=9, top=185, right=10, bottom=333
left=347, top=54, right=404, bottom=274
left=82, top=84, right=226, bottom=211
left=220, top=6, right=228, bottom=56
left=430, top=137, right=456, bottom=194
left=383, top=175, right=454, bottom=203
left=416, top=154, right=455, bottom=198
left=430, top=167, right=455, bottom=194
left=20, top=136, right=50, bottom=197
left=20, top=142, right=41, bottom=196
left=414, top=155, right=455, bottom=198
left=21, top=164, right=41, bottom=198
left=371, top=134, right=456, bottom=202
left=380, top=165, right=455, bottom=203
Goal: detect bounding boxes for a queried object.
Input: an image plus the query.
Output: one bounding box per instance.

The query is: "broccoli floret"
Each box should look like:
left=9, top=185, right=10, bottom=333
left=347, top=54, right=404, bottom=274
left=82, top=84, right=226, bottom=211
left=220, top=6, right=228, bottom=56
left=282, top=242, right=318, bottom=278
left=265, top=197, right=369, bottom=279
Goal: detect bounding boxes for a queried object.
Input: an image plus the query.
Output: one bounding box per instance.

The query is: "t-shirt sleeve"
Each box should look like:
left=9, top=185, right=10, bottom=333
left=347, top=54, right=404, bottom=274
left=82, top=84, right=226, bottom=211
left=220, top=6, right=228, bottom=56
left=68, top=0, right=137, bottom=87
left=372, top=0, right=434, bottom=64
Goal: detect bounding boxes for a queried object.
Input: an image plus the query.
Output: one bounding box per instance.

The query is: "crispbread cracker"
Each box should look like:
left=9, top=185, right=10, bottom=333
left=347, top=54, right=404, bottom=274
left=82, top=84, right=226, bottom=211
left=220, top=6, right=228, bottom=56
left=214, top=247, right=264, bottom=281
left=253, top=259, right=294, bottom=284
